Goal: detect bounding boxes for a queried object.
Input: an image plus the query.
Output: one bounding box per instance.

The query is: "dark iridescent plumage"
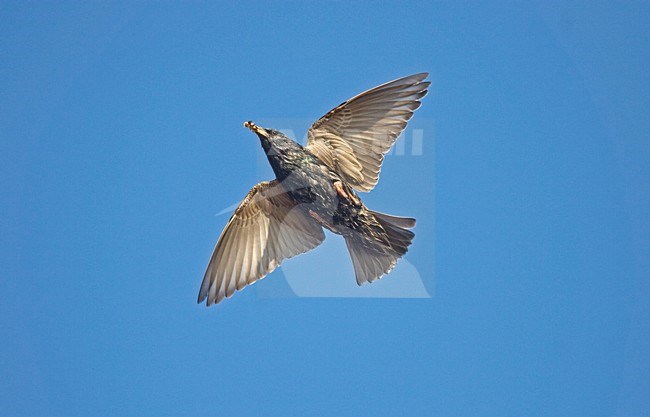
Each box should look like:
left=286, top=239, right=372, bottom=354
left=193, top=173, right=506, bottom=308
left=198, top=73, right=429, bottom=306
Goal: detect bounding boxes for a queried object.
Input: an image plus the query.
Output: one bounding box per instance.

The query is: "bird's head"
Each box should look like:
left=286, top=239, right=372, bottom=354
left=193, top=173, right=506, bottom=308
left=244, top=120, right=298, bottom=152
left=244, top=120, right=298, bottom=156
left=244, top=121, right=281, bottom=140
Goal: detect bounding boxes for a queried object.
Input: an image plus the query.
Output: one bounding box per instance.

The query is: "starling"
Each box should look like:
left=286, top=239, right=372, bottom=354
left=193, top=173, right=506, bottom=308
left=198, top=73, right=430, bottom=306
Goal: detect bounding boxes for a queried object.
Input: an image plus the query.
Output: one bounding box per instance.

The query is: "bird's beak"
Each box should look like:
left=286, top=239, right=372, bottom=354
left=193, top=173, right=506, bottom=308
left=244, top=120, right=269, bottom=138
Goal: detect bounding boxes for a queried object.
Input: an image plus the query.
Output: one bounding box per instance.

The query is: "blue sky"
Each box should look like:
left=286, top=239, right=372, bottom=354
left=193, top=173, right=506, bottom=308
left=1, top=2, right=649, bottom=416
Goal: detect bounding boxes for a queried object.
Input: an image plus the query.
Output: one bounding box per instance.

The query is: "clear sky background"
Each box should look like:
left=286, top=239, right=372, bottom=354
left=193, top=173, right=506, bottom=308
left=1, top=2, right=649, bottom=416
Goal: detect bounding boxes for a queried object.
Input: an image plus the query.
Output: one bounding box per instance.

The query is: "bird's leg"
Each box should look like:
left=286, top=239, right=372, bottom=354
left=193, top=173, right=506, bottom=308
left=308, top=209, right=326, bottom=224
left=309, top=209, right=336, bottom=232
left=333, top=180, right=349, bottom=200
left=349, top=191, right=361, bottom=207
left=334, top=180, right=361, bottom=207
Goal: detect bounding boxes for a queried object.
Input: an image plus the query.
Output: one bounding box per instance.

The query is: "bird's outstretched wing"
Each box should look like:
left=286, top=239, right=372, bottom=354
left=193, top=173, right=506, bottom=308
left=198, top=180, right=325, bottom=306
left=306, top=73, right=429, bottom=192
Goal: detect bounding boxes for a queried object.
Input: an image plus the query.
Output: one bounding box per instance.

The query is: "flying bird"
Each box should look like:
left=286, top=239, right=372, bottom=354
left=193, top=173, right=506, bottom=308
left=198, top=73, right=429, bottom=306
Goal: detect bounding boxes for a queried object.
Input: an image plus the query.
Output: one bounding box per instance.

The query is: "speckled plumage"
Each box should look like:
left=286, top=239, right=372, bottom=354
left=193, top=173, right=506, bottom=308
left=198, top=73, right=429, bottom=306
left=259, top=128, right=388, bottom=243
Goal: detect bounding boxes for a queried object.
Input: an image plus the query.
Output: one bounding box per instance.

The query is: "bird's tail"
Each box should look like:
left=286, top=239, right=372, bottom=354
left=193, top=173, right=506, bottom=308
left=344, top=210, right=416, bottom=285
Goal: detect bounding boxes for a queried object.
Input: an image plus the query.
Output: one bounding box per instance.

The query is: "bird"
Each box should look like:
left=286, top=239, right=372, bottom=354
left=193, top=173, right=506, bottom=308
left=198, top=73, right=430, bottom=306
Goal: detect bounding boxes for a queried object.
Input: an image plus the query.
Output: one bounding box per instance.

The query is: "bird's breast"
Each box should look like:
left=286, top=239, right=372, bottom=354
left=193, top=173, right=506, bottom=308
left=270, top=152, right=360, bottom=232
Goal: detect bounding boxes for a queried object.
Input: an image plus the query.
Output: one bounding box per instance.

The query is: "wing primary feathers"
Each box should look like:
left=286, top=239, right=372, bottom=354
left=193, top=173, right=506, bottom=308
left=306, top=73, right=430, bottom=192
left=198, top=180, right=325, bottom=306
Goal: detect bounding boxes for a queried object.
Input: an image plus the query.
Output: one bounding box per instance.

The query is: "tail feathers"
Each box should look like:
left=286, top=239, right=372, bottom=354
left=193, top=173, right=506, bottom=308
left=371, top=210, right=415, bottom=257
left=345, top=211, right=416, bottom=285
left=345, top=237, right=401, bottom=285
left=371, top=210, right=416, bottom=229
